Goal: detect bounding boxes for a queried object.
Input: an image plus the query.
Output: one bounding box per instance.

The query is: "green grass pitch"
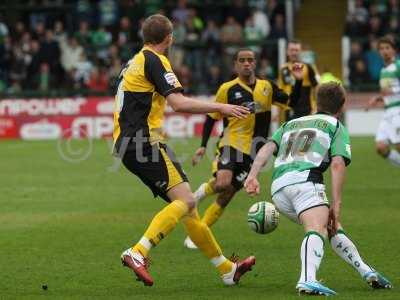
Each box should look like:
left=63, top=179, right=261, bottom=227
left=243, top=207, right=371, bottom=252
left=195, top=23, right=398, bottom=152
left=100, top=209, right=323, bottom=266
left=0, top=137, right=399, bottom=299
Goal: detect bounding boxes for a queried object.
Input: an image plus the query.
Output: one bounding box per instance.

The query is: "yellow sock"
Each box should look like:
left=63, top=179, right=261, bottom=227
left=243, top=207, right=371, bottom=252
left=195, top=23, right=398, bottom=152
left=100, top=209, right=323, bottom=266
left=217, top=258, right=234, bottom=275
left=202, top=201, right=224, bottom=227
left=132, top=200, right=189, bottom=257
left=182, top=209, right=234, bottom=275
left=204, top=178, right=216, bottom=196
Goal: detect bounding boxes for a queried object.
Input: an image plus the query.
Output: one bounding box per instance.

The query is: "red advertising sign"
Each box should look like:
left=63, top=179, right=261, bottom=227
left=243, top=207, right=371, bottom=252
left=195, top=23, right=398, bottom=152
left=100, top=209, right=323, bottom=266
left=0, top=97, right=221, bottom=140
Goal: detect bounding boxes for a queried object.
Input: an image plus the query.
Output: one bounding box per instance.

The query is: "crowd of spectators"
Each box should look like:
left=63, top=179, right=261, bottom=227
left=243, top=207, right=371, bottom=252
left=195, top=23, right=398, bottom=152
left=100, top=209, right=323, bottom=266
left=0, top=0, right=287, bottom=96
left=344, top=0, right=400, bottom=90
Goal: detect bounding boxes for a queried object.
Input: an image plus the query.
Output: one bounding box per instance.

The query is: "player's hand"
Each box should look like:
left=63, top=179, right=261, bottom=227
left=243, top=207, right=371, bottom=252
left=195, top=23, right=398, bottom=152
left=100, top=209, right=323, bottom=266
left=292, top=63, right=304, bottom=80
left=328, top=205, right=340, bottom=236
left=365, top=96, right=382, bottom=111
left=382, top=87, right=392, bottom=96
left=192, top=147, right=206, bottom=166
left=244, top=176, right=260, bottom=196
left=219, top=104, right=250, bottom=119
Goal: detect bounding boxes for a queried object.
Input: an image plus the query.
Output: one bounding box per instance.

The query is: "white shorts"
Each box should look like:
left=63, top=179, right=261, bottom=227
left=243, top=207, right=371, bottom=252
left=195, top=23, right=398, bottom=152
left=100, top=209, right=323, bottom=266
left=272, top=182, right=329, bottom=224
left=375, top=110, right=400, bottom=144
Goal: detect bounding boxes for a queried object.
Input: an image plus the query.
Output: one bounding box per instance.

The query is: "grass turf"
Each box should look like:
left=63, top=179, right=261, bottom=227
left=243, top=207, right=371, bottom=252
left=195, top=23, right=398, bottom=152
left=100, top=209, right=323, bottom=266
left=0, top=137, right=399, bottom=299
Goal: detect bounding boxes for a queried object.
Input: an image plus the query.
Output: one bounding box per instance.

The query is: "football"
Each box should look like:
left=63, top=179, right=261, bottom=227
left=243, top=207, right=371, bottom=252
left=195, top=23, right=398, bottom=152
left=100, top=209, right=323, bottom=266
left=247, top=201, right=280, bottom=234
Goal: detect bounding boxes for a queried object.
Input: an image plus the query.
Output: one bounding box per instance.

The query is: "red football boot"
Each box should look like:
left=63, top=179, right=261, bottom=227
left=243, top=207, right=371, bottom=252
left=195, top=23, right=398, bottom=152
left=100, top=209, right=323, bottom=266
left=222, top=255, right=256, bottom=285
left=121, top=249, right=153, bottom=286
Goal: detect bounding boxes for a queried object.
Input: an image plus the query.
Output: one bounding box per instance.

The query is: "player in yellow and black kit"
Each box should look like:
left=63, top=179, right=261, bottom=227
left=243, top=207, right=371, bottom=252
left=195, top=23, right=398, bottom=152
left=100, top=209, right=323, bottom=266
left=114, top=14, right=256, bottom=287
left=183, top=49, right=304, bottom=249
left=278, top=39, right=319, bottom=121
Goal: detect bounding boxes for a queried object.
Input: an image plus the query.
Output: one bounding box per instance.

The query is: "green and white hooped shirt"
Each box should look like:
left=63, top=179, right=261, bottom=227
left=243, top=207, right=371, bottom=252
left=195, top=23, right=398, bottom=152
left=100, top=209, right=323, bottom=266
left=380, top=59, right=400, bottom=110
left=270, top=113, right=351, bottom=195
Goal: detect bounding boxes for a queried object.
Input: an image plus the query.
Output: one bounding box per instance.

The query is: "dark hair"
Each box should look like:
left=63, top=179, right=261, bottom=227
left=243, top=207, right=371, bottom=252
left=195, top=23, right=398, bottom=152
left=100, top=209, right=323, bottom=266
left=377, top=35, right=396, bottom=49
left=142, top=14, right=173, bottom=44
left=233, top=48, right=256, bottom=61
left=287, top=39, right=302, bottom=46
left=316, top=82, right=346, bottom=115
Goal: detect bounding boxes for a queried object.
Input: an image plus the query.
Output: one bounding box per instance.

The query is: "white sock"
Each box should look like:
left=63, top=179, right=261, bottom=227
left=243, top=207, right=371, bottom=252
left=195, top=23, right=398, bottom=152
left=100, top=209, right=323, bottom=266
left=210, top=255, right=231, bottom=271
left=330, top=230, right=373, bottom=277
left=138, top=237, right=153, bottom=251
left=299, top=232, right=325, bottom=283
left=387, top=150, right=400, bottom=166
left=193, top=183, right=207, bottom=202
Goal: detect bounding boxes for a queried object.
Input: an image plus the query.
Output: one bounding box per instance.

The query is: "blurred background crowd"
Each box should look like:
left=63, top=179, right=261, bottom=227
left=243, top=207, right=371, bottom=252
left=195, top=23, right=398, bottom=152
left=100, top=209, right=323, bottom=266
left=0, top=0, right=288, bottom=96
left=345, top=0, right=400, bottom=90
left=1, top=0, right=399, bottom=97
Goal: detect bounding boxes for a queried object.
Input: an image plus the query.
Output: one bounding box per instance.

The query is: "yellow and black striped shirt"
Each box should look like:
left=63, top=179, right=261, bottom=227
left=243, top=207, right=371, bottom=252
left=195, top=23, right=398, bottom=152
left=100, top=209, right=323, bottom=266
left=278, top=62, right=319, bottom=119
left=113, top=46, right=183, bottom=153
left=208, top=77, right=291, bottom=155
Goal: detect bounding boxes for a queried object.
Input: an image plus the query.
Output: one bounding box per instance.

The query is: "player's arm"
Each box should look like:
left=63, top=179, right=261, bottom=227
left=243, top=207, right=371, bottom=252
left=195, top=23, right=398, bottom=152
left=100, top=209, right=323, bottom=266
left=244, top=141, right=277, bottom=196
left=328, top=156, right=346, bottom=235
left=366, top=93, right=385, bottom=110
left=192, top=115, right=216, bottom=166
left=245, top=124, right=284, bottom=196
left=166, top=93, right=249, bottom=117
left=308, top=64, right=319, bottom=87
left=329, top=123, right=351, bottom=235
left=192, top=85, right=227, bottom=165
left=272, top=63, right=304, bottom=109
left=200, top=115, right=216, bottom=148
left=144, top=52, right=250, bottom=118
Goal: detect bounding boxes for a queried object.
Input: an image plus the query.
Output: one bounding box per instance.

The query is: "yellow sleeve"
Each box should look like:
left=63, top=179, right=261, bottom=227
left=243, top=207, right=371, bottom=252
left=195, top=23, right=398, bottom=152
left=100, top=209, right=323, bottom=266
left=277, top=66, right=284, bottom=89
left=144, top=51, right=183, bottom=96
left=208, top=84, right=228, bottom=120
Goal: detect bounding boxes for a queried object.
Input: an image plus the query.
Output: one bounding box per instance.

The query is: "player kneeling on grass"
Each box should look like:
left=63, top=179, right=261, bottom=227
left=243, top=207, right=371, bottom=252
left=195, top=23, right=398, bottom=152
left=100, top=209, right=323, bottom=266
left=244, top=82, right=392, bottom=296
left=113, top=14, right=255, bottom=287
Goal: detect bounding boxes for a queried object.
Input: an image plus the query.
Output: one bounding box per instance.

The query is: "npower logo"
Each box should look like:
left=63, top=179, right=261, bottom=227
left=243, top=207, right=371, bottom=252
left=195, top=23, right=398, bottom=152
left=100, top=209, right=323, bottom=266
left=0, top=98, right=87, bottom=116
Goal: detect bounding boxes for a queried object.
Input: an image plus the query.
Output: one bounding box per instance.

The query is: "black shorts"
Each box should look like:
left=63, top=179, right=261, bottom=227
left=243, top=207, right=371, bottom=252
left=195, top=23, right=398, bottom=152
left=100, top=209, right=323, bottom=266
left=212, top=146, right=252, bottom=190
left=122, top=143, right=188, bottom=202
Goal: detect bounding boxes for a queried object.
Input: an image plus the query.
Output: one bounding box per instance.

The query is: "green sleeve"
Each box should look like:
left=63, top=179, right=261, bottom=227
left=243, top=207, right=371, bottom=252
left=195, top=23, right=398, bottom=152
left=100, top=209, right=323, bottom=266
left=331, top=123, right=351, bottom=166
left=396, top=60, right=400, bottom=77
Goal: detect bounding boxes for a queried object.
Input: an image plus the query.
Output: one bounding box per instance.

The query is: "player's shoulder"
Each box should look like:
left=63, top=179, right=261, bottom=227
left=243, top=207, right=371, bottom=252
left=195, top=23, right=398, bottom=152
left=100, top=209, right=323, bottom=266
left=337, top=119, right=349, bottom=133
left=288, top=113, right=339, bottom=127
left=257, top=78, right=275, bottom=89
left=142, top=47, right=172, bottom=69
left=218, top=77, right=240, bottom=91
left=280, top=62, right=290, bottom=70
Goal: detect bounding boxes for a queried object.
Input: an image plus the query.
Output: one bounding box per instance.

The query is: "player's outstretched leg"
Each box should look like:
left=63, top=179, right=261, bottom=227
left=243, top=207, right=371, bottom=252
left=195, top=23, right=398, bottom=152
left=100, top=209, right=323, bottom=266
left=296, top=206, right=337, bottom=296
left=121, top=199, right=190, bottom=286
left=184, top=178, right=218, bottom=249
left=184, top=200, right=225, bottom=249
left=329, top=228, right=392, bottom=289
left=376, top=142, right=400, bottom=167
left=184, top=188, right=235, bottom=249
left=182, top=208, right=255, bottom=285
